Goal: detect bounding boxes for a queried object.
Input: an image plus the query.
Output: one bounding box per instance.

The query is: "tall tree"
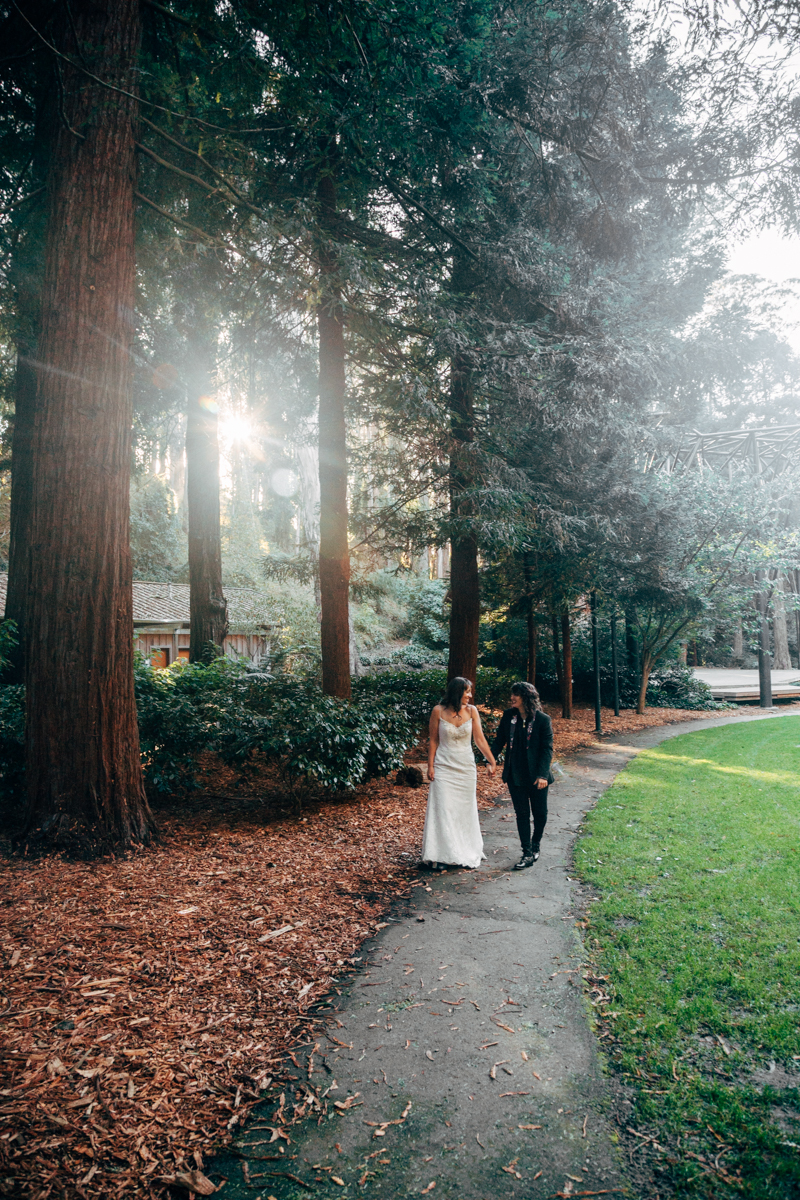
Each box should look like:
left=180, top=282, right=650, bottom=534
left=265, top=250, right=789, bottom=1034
left=21, top=0, right=154, bottom=854
left=447, top=312, right=480, bottom=688
left=316, top=165, right=351, bottom=697
left=186, top=338, right=228, bottom=661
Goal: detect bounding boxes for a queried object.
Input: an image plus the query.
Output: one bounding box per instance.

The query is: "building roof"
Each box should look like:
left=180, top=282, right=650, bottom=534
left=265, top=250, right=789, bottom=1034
left=0, top=575, right=273, bottom=633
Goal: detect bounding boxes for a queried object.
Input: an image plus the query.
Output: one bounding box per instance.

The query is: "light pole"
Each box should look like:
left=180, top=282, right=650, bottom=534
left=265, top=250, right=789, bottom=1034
left=610, top=610, right=620, bottom=717
left=591, top=591, right=602, bottom=734
left=756, top=573, right=772, bottom=708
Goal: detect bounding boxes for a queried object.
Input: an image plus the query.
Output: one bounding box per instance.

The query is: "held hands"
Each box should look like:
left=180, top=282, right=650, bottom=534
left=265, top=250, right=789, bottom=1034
left=428, top=764, right=435, bottom=781
left=487, top=762, right=497, bottom=776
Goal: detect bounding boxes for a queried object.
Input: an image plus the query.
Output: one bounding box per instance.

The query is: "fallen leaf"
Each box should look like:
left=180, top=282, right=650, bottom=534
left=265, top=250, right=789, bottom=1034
left=426, top=1051, right=435, bottom=1061
left=172, top=1169, right=217, bottom=1195
left=257, top=924, right=295, bottom=944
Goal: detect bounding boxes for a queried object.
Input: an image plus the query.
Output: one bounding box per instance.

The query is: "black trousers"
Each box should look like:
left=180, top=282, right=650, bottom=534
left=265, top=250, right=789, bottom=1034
left=508, top=780, right=548, bottom=851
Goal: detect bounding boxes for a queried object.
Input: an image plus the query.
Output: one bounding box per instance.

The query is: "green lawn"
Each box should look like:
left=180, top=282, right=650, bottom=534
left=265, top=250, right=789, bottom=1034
left=576, top=714, right=800, bottom=1199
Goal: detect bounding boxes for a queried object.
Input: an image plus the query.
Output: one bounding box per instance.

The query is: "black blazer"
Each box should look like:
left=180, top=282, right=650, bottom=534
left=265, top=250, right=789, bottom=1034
left=490, top=708, right=554, bottom=786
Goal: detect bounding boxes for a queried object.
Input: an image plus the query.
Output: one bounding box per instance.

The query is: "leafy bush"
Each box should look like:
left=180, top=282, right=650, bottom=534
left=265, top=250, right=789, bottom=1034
left=399, top=578, right=449, bottom=650
left=354, top=666, right=518, bottom=720
left=641, top=663, right=733, bottom=710
left=134, top=656, right=416, bottom=795
left=0, top=685, right=24, bottom=802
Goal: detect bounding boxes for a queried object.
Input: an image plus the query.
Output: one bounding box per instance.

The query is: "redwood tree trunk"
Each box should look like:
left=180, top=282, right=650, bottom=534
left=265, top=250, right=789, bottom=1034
left=526, top=601, right=537, bottom=684
left=4, top=313, right=37, bottom=684
left=447, top=350, right=479, bottom=691
left=186, top=343, right=228, bottom=662
left=560, top=613, right=573, bottom=719
left=551, top=612, right=563, bottom=697
left=317, top=168, right=351, bottom=698
left=21, top=0, right=154, bottom=855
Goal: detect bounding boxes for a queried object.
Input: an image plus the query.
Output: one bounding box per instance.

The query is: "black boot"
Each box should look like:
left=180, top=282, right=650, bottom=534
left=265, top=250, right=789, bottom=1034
left=513, top=847, right=535, bottom=870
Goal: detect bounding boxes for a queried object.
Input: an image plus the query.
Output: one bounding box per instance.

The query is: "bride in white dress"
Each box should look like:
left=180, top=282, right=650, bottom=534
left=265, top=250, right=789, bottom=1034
left=422, top=677, right=496, bottom=870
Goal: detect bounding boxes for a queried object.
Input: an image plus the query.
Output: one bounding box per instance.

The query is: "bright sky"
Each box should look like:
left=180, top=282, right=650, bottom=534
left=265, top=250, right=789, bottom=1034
left=726, top=230, right=800, bottom=355
left=728, top=229, right=800, bottom=282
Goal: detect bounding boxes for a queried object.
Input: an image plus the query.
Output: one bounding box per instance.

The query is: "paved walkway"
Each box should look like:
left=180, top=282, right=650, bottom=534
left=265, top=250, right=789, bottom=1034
left=213, top=709, right=795, bottom=1200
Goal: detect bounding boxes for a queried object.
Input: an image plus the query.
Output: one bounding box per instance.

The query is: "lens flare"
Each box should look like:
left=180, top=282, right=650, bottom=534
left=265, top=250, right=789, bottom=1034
left=198, top=394, right=219, bottom=413
left=271, top=468, right=298, bottom=497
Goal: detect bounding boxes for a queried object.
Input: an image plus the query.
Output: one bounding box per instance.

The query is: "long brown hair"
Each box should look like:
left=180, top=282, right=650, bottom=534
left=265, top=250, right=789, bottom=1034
left=511, top=681, right=542, bottom=721
left=440, top=676, right=472, bottom=712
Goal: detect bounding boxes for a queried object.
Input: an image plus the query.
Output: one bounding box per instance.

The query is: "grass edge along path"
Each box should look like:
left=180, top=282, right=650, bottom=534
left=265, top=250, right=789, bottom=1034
left=575, top=714, right=800, bottom=1200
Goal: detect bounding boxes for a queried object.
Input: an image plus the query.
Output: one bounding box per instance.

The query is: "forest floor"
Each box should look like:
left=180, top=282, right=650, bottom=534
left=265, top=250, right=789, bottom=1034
left=0, top=700, right=790, bottom=1200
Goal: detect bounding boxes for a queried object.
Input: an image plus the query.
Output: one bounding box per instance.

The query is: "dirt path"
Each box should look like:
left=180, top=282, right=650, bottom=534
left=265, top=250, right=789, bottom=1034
left=212, top=709, right=790, bottom=1200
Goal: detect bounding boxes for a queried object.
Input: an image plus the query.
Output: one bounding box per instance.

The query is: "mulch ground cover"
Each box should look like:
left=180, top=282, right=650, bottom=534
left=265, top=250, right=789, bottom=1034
left=0, top=701, right=753, bottom=1198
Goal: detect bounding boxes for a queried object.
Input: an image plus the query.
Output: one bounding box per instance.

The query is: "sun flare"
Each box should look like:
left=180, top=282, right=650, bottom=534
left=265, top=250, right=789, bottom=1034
left=220, top=413, right=252, bottom=443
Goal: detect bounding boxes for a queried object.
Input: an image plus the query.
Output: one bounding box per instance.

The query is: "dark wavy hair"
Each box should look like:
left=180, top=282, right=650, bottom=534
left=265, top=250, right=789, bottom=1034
left=511, top=680, right=542, bottom=721
left=440, top=676, right=472, bottom=712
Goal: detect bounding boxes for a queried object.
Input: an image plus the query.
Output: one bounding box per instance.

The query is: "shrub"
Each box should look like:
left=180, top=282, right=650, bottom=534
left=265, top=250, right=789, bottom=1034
left=642, top=663, right=733, bottom=710
left=0, top=685, right=24, bottom=803
left=134, top=656, right=419, bottom=795
left=400, top=578, right=449, bottom=651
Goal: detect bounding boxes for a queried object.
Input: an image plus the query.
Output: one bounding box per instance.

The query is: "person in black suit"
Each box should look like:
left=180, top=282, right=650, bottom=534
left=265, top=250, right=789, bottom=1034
left=490, top=681, right=553, bottom=870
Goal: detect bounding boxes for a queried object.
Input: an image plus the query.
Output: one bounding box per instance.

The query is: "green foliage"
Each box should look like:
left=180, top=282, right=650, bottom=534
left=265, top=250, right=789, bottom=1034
left=257, top=580, right=322, bottom=677
left=401, top=579, right=450, bottom=651
left=635, top=663, right=733, bottom=711
left=576, top=718, right=800, bottom=1199
left=134, top=656, right=415, bottom=795
left=0, top=684, right=24, bottom=802
left=129, top=473, right=185, bottom=582
left=353, top=666, right=518, bottom=720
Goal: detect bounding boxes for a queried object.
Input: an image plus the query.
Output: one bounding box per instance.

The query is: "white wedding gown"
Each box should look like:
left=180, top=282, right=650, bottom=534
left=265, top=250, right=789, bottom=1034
left=421, top=718, right=486, bottom=869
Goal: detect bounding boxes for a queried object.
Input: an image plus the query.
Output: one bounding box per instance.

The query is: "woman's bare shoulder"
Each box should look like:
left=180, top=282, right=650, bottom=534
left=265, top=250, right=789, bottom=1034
left=431, top=703, right=443, bottom=716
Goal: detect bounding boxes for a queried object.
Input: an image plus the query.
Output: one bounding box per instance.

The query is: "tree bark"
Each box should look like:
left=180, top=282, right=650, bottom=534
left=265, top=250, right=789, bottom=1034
left=186, top=342, right=228, bottom=662
left=317, top=168, right=351, bottom=698
left=636, top=654, right=652, bottom=715
left=560, top=613, right=573, bottom=718
left=295, top=426, right=321, bottom=609
left=756, top=577, right=773, bottom=707
left=771, top=573, right=791, bottom=669
left=526, top=601, right=537, bottom=684
left=4, top=312, right=37, bottom=684
left=446, top=347, right=480, bottom=692
left=550, top=612, right=563, bottom=696
left=21, top=0, right=154, bottom=855
left=625, top=609, right=638, bottom=674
